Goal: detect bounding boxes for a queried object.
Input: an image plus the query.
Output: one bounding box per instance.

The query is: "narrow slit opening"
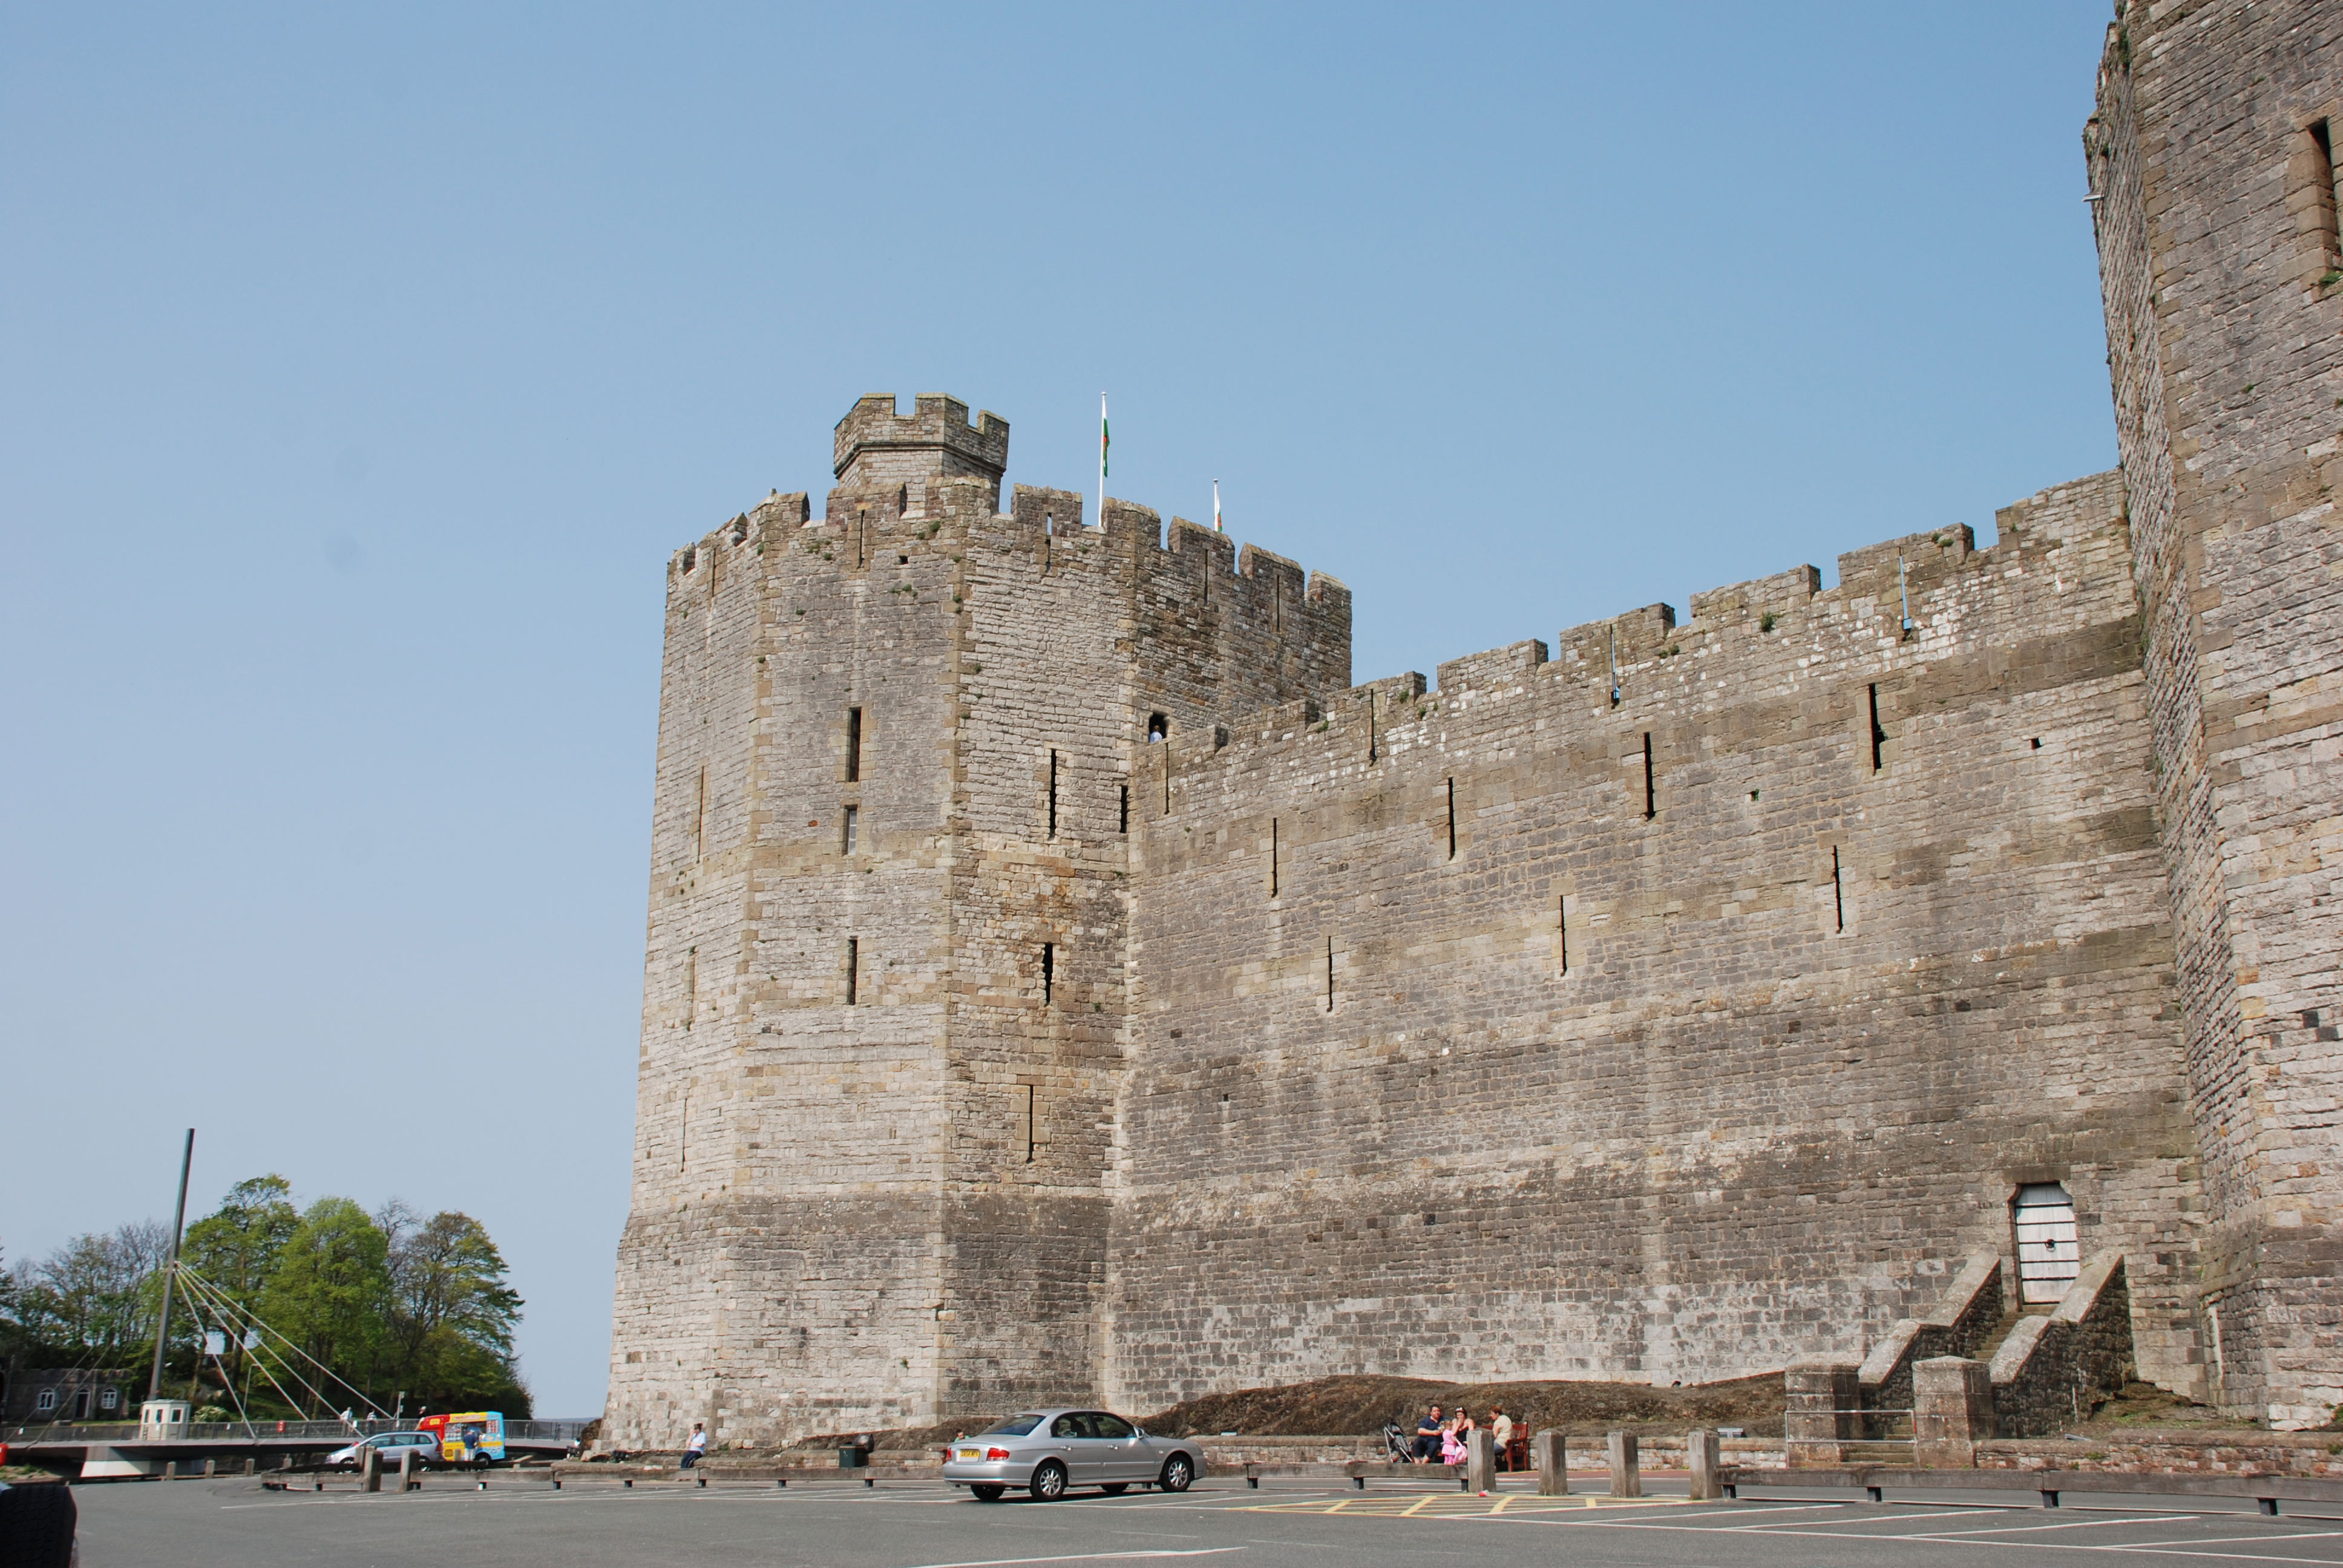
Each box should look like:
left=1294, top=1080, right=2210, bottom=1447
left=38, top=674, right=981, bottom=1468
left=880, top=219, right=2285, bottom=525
left=1023, top=1085, right=1036, bottom=1164
left=1832, top=848, right=1845, bottom=933
left=1041, top=941, right=1055, bottom=1005
left=842, top=804, right=858, bottom=855
left=1642, top=733, right=1656, bottom=820
left=845, top=936, right=859, bottom=1005
left=1325, top=936, right=1335, bottom=1012
left=1446, top=779, right=1457, bottom=860
left=845, top=706, right=862, bottom=782
left=1270, top=818, right=1279, bottom=898
left=1047, top=750, right=1058, bottom=838
left=1559, top=895, right=1568, bottom=976
left=1119, top=783, right=1129, bottom=835
left=1869, top=684, right=1886, bottom=772
left=2313, top=119, right=2341, bottom=268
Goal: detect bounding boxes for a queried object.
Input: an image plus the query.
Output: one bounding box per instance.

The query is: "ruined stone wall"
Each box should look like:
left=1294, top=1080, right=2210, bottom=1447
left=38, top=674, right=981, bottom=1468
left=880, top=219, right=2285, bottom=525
left=2091, top=1, right=2343, bottom=1426
left=1108, top=473, right=2205, bottom=1413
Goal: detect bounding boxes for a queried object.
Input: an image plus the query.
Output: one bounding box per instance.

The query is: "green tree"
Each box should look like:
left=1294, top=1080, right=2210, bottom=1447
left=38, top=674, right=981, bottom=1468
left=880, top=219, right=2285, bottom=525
left=379, top=1204, right=529, bottom=1416
left=14, top=1221, right=169, bottom=1364
left=258, top=1198, right=389, bottom=1415
left=180, top=1175, right=300, bottom=1409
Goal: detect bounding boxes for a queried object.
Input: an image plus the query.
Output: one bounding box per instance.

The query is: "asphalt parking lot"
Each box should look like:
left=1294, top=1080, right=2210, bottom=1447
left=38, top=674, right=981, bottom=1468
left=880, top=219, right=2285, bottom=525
left=65, top=1471, right=2343, bottom=1568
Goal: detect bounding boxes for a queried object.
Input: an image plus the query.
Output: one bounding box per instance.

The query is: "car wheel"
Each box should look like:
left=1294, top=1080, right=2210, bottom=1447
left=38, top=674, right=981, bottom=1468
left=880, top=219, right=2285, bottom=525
left=0, top=1480, right=77, bottom=1568
left=1158, top=1454, right=1193, bottom=1493
left=1029, top=1460, right=1067, bottom=1501
left=1100, top=1482, right=1129, bottom=1495
left=970, top=1484, right=1004, bottom=1502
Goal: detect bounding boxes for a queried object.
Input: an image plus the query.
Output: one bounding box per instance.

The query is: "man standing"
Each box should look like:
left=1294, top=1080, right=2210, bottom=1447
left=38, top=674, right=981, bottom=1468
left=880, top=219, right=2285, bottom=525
left=681, top=1422, right=707, bottom=1469
left=1412, top=1406, right=1444, bottom=1463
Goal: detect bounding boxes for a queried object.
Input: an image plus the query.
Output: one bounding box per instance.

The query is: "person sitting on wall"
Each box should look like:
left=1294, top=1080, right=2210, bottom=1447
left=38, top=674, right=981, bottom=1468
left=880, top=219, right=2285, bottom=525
left=1413, top=1405, right=1444, bottom=1463
left=681, top=1422, right=707, bottom=1469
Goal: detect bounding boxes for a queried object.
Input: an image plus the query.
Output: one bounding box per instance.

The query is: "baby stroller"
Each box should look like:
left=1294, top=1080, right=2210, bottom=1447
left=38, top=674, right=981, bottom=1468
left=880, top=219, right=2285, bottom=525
left=1381, top=1423, right=1413, bottom=1463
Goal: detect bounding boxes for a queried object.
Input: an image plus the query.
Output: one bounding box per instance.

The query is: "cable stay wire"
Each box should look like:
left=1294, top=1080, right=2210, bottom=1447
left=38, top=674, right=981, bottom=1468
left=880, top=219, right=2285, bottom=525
left=169, top=1272, right=316, bottom=1428
left=175, top=1278, right=261, bottom=1437
left=171, top=1265, right=389, bottom=1425
left=172, top=1268, right=375, bottom=1426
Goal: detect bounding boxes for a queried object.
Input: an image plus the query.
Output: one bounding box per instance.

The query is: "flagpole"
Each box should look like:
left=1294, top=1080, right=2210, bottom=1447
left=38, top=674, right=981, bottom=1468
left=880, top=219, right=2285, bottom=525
left=1098, top=393, right=1108, bottom=530
left=1213, top=479, right=1222, bottom=533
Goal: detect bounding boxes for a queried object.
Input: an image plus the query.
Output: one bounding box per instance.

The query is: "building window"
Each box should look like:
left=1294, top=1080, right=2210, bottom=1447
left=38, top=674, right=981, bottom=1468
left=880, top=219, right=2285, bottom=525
left=842, top=805, right=858, bottom=855
left=1041, top=941, right=1055, bottom=1004
left=845, top=937, right=859, bottom=1005
left=1147, top=713, right=1168, bottom=743
left=99, top=1387, right=120, bottom=1411
left=2309, top=118, right=2341, bottom=278
left=845, top=707, right=863, bottom=782
left=2013, top=1183, right=2080, bottom=1304
left=34, top=1389, right=57, bottom=1413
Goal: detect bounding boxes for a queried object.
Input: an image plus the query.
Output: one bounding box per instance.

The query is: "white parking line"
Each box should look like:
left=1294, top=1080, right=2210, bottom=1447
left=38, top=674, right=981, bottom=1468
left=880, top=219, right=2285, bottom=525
left=1734, top=1508, right=2018, bottom=1530
left=882, top=1552, right=1244, bottom=1568
left=2124, top=1533, right=2343, bottom=1550
left=1907, top=1517, right=2198, bottom=1538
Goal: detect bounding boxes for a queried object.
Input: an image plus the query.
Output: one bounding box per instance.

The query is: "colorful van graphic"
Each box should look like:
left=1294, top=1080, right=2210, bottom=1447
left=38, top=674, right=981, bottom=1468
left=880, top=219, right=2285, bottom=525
left=416, top=1411, right=505, bottom=1466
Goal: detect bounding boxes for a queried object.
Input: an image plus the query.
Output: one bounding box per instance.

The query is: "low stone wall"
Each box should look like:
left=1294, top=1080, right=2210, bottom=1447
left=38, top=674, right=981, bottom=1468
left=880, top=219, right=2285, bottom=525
left=1977, top=1433, right=2343, bottom=1480
left=1859, top=1253, right=2005, bottom=1414
left=1991, top=1252, right=2137, bottom=1437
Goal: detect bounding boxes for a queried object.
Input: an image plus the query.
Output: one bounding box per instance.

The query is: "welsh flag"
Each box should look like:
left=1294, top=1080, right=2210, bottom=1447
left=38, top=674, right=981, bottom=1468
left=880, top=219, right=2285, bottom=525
left=1100, top=394, right=1110, bottom=478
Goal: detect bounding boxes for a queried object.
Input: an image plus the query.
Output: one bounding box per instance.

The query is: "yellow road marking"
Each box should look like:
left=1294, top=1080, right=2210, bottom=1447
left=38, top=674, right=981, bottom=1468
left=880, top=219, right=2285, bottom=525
left=1490, top=1494, right=1511, bottom=1514
left=1401, top=1496, right=1432, bottom=1516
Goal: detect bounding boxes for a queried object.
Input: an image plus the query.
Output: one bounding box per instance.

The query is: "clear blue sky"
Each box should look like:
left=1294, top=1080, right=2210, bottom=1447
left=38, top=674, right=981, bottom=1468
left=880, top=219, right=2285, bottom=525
left=1, top=2, right=2116, bottom=1417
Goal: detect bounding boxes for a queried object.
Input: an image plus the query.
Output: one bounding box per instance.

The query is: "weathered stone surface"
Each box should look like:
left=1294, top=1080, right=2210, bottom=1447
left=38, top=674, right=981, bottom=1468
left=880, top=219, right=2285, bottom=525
left=1914, top=1357, right=1994, bottom=1468
left=604, top=8, right=2343, bottom=1449
left=2089, top=0, right=2343, bottom=1428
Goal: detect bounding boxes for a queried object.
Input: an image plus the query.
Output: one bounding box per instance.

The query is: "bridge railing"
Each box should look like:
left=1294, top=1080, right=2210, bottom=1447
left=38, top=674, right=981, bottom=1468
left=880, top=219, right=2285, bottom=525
left=5, top=1417, right=591, bottom=1444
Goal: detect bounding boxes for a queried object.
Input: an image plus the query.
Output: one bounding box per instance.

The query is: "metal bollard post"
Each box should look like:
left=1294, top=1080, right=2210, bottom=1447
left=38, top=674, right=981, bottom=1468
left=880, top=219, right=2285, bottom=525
left=624, top=1477, right=634, bottom=1489
left=775, top=1477, right=787, bottom=1488
left=1606, top=1431, right=1640, bottom=1498
left=698, top=1474, right=707, bottom=1488
left=1532, top=1431, right=1568, bottom=1496
left=1686, top=1429, right=1723, bottom=1501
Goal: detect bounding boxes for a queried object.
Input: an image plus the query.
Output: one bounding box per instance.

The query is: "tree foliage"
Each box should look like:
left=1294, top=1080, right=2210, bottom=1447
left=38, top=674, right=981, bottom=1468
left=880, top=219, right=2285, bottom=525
left=2, top=1178, right=531, bottom=1420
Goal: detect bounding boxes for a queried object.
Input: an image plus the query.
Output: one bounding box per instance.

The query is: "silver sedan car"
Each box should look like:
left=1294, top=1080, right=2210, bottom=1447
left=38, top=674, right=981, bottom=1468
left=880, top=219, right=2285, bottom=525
left=940, top=1409, right=1204, bottom=1501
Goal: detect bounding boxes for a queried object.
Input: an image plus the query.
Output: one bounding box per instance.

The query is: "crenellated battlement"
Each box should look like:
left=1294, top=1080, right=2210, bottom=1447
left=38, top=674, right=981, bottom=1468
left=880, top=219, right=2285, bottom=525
left=1165, top=470, right=2132, bottom=798
left=832, top=393, right=1009, bottom=499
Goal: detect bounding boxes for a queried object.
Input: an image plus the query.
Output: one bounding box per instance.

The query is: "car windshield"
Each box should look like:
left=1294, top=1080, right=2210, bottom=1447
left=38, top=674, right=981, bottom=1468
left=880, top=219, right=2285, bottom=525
left=977, top=1414, right=1044, bottom=1437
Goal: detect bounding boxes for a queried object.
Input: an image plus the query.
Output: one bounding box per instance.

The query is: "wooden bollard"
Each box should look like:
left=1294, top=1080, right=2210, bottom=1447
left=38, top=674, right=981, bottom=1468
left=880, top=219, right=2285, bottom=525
left=1466, top=1429, right=1495, bottom=1495
left=398, top=1449, right=416, bottom=1492
left=1686, top=1429, right=1722, bottom=1500
left=1607, top=1431, right=1640, bottom=1498
left=1532, top=1430, right=1568, bottom=1495
left=362, top=1446, right=381, bottom=1493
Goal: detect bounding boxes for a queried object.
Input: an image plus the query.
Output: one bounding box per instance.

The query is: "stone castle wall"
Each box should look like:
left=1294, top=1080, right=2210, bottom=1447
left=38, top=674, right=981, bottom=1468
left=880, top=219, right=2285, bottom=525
left=604, top=403, right=1348, bottom=1448
left=1107, top=473, right=2205, bottom=1412
left=605, top=5, right=2343, bottom=1445
left=2091, top=0, right=2343, bottom=1426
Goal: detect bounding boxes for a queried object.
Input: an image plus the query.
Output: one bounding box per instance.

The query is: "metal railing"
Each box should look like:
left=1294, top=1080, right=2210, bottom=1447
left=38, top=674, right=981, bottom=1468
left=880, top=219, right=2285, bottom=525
left=7, top=1417, right=591, bottom=1445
